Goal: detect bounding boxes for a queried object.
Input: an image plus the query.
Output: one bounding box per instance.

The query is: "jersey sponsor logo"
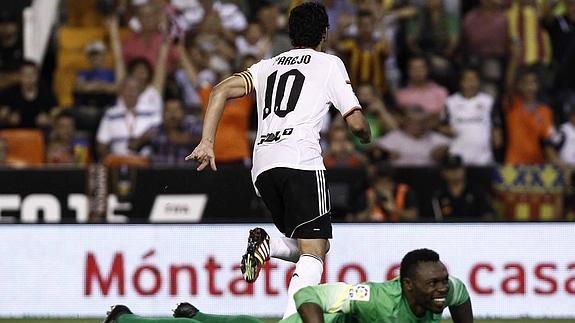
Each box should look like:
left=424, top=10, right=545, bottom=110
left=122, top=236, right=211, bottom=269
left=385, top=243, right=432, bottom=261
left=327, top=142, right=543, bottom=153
left=274, top=55, right=311, bottom=65
left=257, top=128, right=294, bottom=145
left=349, top=284, right=370, bottom=301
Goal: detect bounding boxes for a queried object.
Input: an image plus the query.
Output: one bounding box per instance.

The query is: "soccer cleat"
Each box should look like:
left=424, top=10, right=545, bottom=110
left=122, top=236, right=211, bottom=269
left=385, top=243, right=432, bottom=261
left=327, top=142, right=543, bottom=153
left=102, top=305, right=133, bottom=323
left=172, top=302, right=199, bottom=318
left=240, top=227, right=270, bottom=283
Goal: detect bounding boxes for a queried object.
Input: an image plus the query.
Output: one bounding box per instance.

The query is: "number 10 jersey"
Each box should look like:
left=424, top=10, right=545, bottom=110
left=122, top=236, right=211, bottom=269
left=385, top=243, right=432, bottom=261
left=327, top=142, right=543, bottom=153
left=246, top=48, right=361, bottom=185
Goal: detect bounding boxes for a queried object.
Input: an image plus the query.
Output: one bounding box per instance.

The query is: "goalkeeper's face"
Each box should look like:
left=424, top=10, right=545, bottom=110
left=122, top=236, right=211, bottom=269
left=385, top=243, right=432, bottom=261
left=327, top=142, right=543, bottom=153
left=411, top=261, right=450, bottom=314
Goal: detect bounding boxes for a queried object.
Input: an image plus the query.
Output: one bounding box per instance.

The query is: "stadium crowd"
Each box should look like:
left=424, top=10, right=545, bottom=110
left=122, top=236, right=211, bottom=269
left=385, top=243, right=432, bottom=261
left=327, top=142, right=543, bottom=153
left=0, top=0, right=575, bottom=221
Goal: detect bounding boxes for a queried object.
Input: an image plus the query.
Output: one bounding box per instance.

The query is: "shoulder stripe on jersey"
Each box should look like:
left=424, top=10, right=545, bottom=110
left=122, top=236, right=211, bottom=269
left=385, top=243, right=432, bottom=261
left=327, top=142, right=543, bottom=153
left=233, top=70, right=254, bottom=95
left=342, top=106, right=362, bottom=119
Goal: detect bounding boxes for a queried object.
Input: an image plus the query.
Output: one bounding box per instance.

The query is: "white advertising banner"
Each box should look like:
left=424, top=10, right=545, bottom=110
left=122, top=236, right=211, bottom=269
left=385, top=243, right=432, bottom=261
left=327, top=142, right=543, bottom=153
left=0, top=224, right=574, bottom=318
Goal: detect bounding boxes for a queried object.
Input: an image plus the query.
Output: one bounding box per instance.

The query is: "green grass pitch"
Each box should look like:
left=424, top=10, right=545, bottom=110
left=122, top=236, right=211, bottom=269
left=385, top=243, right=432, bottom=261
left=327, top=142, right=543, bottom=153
left=0, top=320, right=574, bottom=323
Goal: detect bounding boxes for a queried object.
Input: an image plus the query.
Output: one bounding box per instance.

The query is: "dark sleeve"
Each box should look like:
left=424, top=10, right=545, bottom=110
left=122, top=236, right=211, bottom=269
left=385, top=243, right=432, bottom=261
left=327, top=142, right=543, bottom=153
left=475, top=188, right=494, bottom=218
left=38, top=85, right=58, bottom=111
left=404, top=187, right=418, bottom=210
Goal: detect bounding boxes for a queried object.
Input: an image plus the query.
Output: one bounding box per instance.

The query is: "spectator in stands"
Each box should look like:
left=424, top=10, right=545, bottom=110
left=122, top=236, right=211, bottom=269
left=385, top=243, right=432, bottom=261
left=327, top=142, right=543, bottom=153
left=558, top=105, right=575, bottom=167
left=334, top=10, right=390, bottom=95
left=406, top=0, right=459, bottom=84
left=0, top=138, right=6, bottom=165
left=462, top=0, right=508, bottom=96
left=96, top=77, right=161, bottom=158
left=440, top=68, right=502, bottom=166
left=0, top=60, right=57, bottom=129
left=542, top=0, right=575, bottom=121
left=173, top=0, right=247, bottom=34
left=505, top=0, right=552, bottom=91
left=122, top=2, right=179, bottom=71
left=504, top=66, right=559, bottom=165
left=355, top=162, right=418, bottom=222
left=195, top=56, right=254, bottom=167
left=0, top=14, right=23, bottom=90
left=46, top=110, right=90, bottom=166
left=235, top=22, right=272, bottom=60
left=352, top=82, right=398, bottom=149
left=395, top=55, right=448, bottom=116
left=256, top=2, right=291, bottom=56
left=377, top=105, right=450, bottom=166
left=432, top=154, right=495, bottom=221
left=107, top=14, right=168, bottom=114
left=323, top=125, right=368, bottom=168
left=192, top=10, right=237, bottom=78
left=129, top=98, right=200, bottom=165
left=74, top=40, right=116, bottom=107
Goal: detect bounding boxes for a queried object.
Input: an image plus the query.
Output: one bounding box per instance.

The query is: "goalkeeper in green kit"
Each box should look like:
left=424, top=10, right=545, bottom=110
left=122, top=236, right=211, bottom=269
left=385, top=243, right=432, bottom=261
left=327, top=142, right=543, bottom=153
left=103, top=249, right=473, bottom=323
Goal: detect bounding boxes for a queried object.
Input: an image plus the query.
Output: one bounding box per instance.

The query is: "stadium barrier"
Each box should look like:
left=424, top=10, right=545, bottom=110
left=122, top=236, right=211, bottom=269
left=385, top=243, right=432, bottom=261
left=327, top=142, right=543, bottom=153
left=0, top=223, right=573, bottom=318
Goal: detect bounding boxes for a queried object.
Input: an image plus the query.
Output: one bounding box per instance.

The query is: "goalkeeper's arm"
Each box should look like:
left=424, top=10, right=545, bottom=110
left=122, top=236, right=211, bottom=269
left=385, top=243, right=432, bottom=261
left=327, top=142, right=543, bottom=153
left=449, top=299, right=473, bottom=323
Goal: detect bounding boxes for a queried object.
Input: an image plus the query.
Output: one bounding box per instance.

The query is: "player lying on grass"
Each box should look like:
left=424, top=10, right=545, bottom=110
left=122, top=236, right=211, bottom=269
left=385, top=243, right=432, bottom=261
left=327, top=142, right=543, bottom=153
left=103, top=248, right=473, bottom=323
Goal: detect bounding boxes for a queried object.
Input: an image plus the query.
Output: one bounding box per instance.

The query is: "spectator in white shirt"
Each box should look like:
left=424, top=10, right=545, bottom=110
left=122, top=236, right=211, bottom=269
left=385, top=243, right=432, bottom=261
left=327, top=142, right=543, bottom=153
left=96, top=77, right=162, bottom=158
left=559, top=105, right=575, bottom=167
left=377, top=106, right=450, bottom=166
left=440, top=68, right=503, bottom=166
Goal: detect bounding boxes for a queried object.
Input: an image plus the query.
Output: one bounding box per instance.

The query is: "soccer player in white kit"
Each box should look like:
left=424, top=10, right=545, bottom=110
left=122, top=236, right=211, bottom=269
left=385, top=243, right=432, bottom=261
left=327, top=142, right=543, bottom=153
left=187, top=2, right=371, bottom=318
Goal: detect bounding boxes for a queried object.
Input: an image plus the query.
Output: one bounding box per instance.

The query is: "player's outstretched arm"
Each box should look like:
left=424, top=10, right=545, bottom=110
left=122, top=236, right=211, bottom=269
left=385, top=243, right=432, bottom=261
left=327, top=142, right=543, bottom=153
left=344, top=109, right=371, bottom=144
left=185, top=75, right=248, bottom=171
left=449, top=299, right=473, bottom=323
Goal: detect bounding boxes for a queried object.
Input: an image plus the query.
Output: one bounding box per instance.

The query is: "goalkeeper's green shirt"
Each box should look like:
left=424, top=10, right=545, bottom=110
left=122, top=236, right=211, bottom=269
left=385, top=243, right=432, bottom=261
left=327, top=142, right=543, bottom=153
left=281, top=276, right=469, bottom=323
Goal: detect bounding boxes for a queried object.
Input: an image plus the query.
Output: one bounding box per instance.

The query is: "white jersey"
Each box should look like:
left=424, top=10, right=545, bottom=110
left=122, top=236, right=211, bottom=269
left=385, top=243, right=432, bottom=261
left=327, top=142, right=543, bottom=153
left=559, top=122, right=575, bottom=166
left=444, top=92, right=494, bottom=165
left=246, top=48, right=360, bottom=183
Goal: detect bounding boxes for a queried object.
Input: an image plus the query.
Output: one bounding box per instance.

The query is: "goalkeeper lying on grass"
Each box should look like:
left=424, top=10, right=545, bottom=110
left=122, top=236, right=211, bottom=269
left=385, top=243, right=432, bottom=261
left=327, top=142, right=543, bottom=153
left=104, top=249, right=473, bottom=323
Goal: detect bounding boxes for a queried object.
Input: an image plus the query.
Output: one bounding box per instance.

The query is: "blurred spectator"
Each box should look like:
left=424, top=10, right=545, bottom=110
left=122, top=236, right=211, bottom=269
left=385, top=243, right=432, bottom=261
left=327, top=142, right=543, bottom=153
left=440, top=68, right=502, bottom=165
left=323, top=0, right=355, bottom=28
left=96, top=77, right=161, bottom=158
left=377, top=106, right=450, bottom=166
left=395, top=55, right=448, bottom=116
left=543, top=0, right=575, bottom=119
left=0, top=61, right=57, bottom=129
left=235, top=22, right=272, bottom=60
left=432, top=154, right=495, bottom=221
left=558, top=105, right=575, bottom=167
left=0, top=137, right=6, bottom=165
left=406, top=0, right=459, bottom=82
left=192, top=11, right=237, bottom=78
left=334, top=10, right=390, bottom=94
left=462, top=0, right=508, bottom=96
left=129, top=98, right=200, bottom=165
left=107, top=14, right=169, bottom=114
left=46, top=110, right=90, bottom=166
left=504, top=66, right=558, bottom=164
left=172, top=0, right=247, bottom=34
left=122, top=2, right=179, bottom=71
left=352, top=82, right=398, bottom=149
left=74, top=40, right=116, bottom=107
left=0, top=15, right=23, bottom=89
left=256, top=2, right=291, bottom=56
left=354, top=162, right=418, bottom=222
left=196, top=56, right=255, bottom=166
left=323, top=125, right=368, bottom=168
left=506, top=0, right=552, bottom=82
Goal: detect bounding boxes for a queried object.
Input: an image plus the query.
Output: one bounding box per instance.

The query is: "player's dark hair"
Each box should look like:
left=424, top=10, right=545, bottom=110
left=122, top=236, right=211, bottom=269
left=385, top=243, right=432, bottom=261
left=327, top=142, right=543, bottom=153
left=400, top=249, right=440, bottom=283
left=288, top=2, right=329, bottom=48
left=127, top=57, right=153, bottom=84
